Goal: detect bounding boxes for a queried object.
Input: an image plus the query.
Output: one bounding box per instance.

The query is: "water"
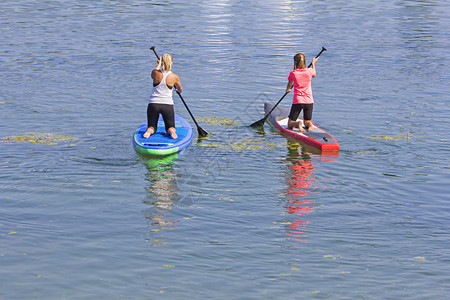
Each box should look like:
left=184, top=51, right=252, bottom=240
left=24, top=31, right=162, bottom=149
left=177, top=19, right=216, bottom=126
left=1, top=0, right=449, bottom=299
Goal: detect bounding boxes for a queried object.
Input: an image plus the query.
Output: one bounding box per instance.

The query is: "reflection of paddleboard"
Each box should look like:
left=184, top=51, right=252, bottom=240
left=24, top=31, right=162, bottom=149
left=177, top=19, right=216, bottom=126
left=133, top=114, right=193, bottom=156
left=142, top=153, right=179, bottom=167
left=265, top=102, right=339, bottom=151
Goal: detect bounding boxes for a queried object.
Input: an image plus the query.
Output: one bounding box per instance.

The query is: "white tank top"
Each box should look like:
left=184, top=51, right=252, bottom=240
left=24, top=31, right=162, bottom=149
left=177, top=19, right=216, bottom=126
left=149, top=71, right=174, bottom=105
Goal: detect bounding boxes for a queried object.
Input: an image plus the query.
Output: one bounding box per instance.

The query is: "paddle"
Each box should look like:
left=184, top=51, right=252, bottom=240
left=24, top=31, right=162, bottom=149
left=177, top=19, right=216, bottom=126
left=249, top=92, right=289, bottom=128
left=249, top=47, right=327, bottom=128
left=149, top=46, right=209, bottom=137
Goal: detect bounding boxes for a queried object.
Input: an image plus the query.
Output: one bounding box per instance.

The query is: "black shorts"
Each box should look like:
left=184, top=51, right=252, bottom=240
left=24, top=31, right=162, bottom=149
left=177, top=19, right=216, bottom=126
left=288, top=103, right=313, bottom=121
left=147, top=103, right=175, bottom=131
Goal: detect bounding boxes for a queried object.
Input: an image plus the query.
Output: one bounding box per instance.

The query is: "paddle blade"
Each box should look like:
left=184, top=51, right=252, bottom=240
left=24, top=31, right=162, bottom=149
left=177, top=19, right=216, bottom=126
left=249, top=118, right=266, bottom=128
left=197, top=126, right=209, bottom=137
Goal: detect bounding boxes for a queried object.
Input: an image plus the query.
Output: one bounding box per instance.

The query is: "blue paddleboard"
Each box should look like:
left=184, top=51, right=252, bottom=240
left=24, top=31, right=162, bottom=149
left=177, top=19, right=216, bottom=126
left=133, top=114, right=193, bottom=156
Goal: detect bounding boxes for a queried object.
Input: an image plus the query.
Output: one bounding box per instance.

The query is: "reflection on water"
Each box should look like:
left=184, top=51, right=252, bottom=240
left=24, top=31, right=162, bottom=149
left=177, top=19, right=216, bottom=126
left=282, top=142, right=317, bottom=248
left=280, top=141, right=338, bottom=254
left=141, top=154, right=180, bottom=246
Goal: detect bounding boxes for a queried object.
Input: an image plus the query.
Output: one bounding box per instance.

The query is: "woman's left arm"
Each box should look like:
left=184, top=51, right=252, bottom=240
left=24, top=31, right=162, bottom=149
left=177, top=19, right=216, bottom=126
left=174, top=75, right=182, bottom=93
left=311, top=57, right=318, bottom=78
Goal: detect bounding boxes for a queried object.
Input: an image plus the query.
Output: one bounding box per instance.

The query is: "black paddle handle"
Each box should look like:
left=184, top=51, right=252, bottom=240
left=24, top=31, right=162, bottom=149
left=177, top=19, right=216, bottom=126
left=308, top=46, right=326, bottom=68
left=150, top=46, right=159, bottom=60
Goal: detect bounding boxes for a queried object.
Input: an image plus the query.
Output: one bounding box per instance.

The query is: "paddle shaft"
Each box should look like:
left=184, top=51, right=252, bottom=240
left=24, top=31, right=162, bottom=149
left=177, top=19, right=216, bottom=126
left=250, top=47, right=327, bottom=128
left=263, top=91, right=289, bottom=119
left=250, top=92, right=289, bottom=127
left=174, top=88, right=204, bottom=133
left=149, top=47, right=208, bottom=137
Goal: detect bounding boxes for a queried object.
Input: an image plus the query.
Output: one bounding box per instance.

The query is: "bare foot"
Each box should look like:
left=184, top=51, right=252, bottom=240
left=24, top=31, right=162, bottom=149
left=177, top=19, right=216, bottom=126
left=167, top=128, right=177, bottom=139
left=299, top=126, right=306, bottom=132
left=288, top=120, right=299, bottom=130
left=143, top=127, right=155, bottom=138
left=304, top=121, right=313, bottom=132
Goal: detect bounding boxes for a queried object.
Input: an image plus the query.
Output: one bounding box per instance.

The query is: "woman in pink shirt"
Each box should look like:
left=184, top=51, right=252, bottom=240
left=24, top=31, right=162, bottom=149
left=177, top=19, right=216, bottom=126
left=286, top=53, right=319, bottom=132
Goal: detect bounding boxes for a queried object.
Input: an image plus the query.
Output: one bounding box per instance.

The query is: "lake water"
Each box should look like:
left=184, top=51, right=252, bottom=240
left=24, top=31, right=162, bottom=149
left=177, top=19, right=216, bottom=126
left=1, top=0, right=449, bottom=299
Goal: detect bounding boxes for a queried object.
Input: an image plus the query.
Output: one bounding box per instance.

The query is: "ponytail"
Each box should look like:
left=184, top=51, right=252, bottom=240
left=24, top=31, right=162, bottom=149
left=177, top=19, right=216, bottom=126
left=293, top=53, right=306, bottom=69
left=161, top=54, right=173, bottom=72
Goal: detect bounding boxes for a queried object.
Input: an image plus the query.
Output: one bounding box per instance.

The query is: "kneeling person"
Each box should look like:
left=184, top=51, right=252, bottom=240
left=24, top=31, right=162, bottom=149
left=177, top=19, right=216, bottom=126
left=144, top=53, right=182, bottom=139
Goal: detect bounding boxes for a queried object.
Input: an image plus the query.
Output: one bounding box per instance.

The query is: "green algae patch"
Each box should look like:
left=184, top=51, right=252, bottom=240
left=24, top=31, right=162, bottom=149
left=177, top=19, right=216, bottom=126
left=197, top=117, right=238, bottom=127
left=1, top=132, right=76, bottom=145
left=368, top=134, right=412, bottom=141
left=345, top=129, right=413, bottom=141
left=368, top=135, right=401, bottom=141
left=198, top=139, right=278, bottom=151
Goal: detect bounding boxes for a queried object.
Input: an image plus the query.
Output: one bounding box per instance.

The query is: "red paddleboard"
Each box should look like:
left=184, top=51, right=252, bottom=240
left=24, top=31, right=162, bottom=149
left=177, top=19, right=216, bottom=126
left=265, top=102, right=339, bottom=151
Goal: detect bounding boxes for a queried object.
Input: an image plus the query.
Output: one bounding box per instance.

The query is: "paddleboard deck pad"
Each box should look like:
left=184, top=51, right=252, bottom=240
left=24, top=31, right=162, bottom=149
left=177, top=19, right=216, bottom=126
left=264, top=102, right=339, bottom=151
left=133, top=114, right=193, bottom=156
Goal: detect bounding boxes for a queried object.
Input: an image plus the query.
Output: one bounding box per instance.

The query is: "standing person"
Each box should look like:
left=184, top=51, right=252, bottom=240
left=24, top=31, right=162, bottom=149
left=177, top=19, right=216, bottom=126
left=143, top=53, right=182, bottom=139
left=285, top=53, right=318, bottom=132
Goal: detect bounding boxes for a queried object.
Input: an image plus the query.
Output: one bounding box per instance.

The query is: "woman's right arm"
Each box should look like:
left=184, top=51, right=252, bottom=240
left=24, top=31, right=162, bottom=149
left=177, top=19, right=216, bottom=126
left=151, top=58, right=162, bottom=79
left=286, top=80, right=293, bottom=93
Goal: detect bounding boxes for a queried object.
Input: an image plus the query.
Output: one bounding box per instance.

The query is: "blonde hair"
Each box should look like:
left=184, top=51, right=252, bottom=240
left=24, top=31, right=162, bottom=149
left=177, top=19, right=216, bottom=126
left=161, top=53, right=173, bottom=72
left=293, top=53, right=306, bottom=69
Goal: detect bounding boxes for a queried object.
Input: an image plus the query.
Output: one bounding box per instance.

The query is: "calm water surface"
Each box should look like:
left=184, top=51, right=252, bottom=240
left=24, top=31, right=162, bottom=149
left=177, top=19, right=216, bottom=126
left=1, top=0, right=449, bottom=299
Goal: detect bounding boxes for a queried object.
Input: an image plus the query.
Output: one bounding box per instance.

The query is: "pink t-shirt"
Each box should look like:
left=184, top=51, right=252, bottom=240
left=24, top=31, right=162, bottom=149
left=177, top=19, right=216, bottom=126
left=288, top=68, right=316, bottom=104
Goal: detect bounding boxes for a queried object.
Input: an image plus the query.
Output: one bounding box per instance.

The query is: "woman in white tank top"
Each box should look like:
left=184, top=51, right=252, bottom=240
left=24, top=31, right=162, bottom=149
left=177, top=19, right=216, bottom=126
left=143, top=53, right=182, bottom=139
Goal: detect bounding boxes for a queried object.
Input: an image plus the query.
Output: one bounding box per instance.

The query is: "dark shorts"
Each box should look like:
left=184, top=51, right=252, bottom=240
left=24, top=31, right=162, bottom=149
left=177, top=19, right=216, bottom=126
left=288, top=103, right=313, bottom=121
left=147, top=103, right=175, bottom=132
